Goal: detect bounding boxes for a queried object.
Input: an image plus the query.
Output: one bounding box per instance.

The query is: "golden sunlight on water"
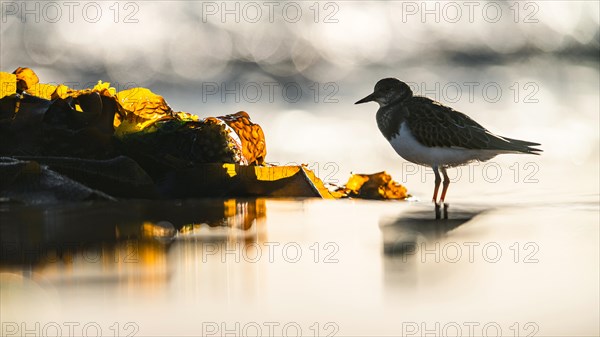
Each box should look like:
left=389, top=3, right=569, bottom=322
left=1, top=197, right=598, bottom=336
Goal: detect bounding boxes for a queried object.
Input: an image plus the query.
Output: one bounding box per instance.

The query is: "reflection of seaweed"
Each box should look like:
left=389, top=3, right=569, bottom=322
left=0, top=199, right=266, bottom=266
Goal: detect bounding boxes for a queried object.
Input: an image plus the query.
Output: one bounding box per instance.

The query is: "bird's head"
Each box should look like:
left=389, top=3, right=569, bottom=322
left=355, top=78, right=413, bottom=107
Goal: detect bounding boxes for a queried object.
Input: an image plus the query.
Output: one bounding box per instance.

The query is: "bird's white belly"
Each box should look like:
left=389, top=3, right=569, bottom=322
left=389, top=123, right=497, bottom=167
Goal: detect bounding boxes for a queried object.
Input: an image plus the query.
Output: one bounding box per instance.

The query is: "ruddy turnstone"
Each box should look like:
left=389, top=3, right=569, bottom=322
left=355, top=78, right=542, bottom=219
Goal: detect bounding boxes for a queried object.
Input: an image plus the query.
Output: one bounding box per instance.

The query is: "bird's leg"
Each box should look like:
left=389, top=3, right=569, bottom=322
left=435, top=203, right=441, bottom=219
left=443, top=203, right=449, bottom=220
left=432, top=166, right=442, bottom=203
left=440, top=167, right=450, bottom=203
left=432, top=166, right=442, bottom=219
left=440, top=167, right=450, bottom=219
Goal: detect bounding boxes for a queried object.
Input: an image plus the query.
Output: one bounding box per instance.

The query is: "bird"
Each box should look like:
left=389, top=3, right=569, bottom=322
left=355, top=78, right=542, bottom=219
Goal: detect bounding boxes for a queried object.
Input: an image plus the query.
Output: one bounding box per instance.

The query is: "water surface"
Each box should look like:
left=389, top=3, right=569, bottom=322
left=2, top=195, right=598, bottom=336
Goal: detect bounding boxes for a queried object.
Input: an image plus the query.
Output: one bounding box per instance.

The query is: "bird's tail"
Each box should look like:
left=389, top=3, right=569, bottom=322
left=503, top=137, right=543, bottom=155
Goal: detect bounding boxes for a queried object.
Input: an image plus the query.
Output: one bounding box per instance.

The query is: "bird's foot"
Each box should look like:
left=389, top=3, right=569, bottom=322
left=434, top=202, right=449, bottom=220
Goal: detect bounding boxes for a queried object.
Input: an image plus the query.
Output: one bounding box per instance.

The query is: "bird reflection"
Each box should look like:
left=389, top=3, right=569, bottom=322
left=380, top=207, right=483, bottom=291
left=380, top=207, right=481, bottom=256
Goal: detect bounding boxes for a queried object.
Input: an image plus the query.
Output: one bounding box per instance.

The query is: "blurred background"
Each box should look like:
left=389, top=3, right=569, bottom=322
left=1, top=0, right=598, bottom=199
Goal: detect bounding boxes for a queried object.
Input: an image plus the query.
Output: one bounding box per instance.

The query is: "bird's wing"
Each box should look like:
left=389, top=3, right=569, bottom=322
left=404, top=97, right=540, bottom=153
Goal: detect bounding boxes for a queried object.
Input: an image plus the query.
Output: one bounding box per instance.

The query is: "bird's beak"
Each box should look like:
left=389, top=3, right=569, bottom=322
left=355, top=93, right=375, bottom=104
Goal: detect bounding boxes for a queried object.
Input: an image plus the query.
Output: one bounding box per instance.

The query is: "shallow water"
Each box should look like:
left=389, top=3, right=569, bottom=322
left=1, top=194, right=598, bottom=336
